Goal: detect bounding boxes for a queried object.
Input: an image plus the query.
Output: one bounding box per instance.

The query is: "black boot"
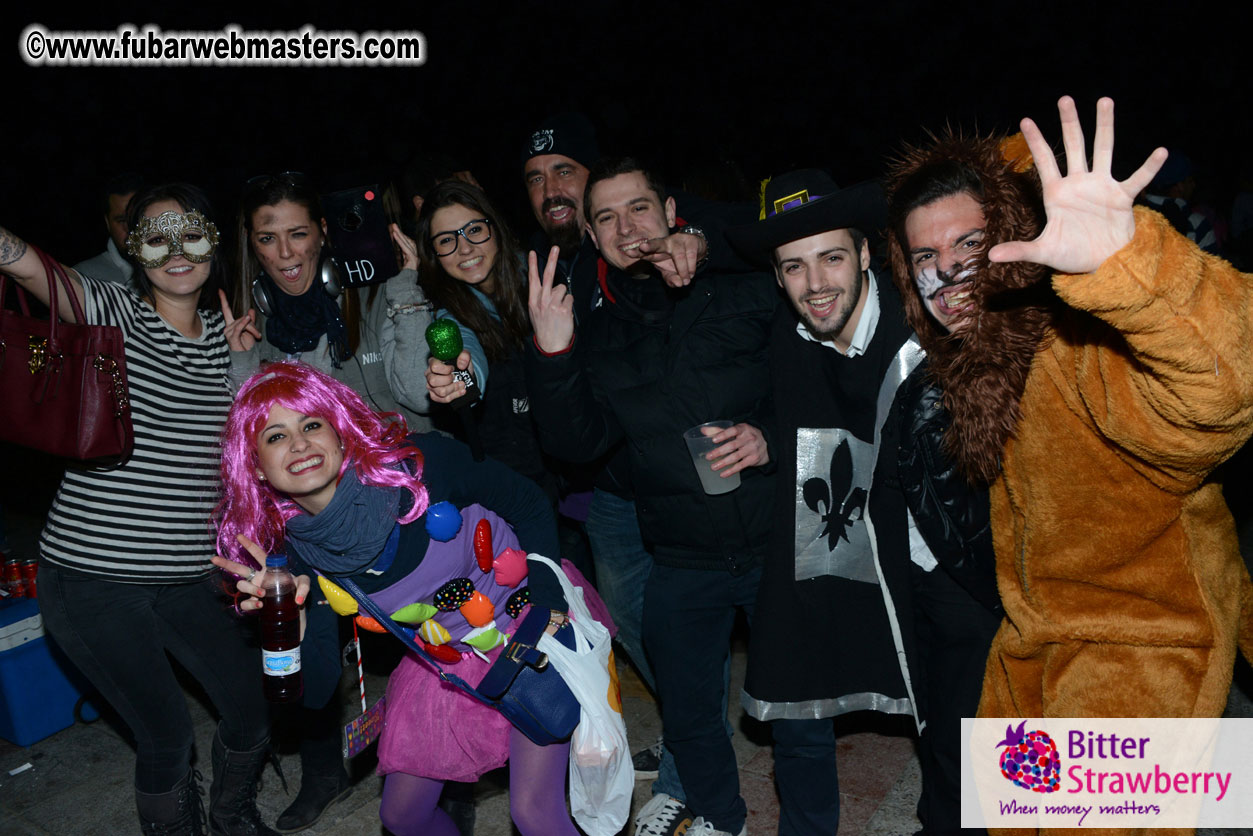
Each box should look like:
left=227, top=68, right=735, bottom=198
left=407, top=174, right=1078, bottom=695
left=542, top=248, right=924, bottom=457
left=274, top=724, right=350, bottom=833
left=136, top=768, right=206, bottom=836
left=209, top=730, right=279, bottom=836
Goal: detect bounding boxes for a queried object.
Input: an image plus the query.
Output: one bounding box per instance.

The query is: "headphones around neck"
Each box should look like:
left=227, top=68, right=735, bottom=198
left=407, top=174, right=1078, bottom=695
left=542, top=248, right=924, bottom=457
left=251, top=249, right=344, bottom=318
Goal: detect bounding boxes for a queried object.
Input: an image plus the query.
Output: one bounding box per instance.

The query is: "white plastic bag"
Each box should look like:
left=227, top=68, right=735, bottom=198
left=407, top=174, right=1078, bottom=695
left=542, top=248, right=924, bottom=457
left=531, top=554, right=633, bottom=836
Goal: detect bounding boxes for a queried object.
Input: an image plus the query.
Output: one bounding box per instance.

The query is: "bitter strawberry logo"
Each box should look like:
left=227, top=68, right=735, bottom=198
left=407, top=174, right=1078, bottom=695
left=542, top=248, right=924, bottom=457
left=996, top=720, right=1061, bottom=793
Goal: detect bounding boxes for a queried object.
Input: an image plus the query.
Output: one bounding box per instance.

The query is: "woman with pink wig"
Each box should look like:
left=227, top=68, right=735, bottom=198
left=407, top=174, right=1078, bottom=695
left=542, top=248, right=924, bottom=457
left=212, top=361, right=587, bottom=836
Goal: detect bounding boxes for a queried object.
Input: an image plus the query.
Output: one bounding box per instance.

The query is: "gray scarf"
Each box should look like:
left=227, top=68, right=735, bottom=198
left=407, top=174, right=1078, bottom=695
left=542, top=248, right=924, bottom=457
left=285, top=467, right=401, bottom=574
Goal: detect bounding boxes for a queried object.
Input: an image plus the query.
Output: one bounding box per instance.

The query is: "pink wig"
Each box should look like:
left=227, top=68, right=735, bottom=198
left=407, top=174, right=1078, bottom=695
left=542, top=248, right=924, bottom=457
left=214, top=361, right=429, bottom=567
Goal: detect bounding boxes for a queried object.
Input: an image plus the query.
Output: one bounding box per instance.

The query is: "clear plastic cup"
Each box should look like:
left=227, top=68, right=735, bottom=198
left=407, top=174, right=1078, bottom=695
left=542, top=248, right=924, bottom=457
left=683, top=421, right=740, bottom=495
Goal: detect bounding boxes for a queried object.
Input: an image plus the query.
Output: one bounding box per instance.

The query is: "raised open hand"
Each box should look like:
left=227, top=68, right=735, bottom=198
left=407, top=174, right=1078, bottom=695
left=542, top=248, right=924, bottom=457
left=987, top=96, right=1168, bottom=275
left=527, top=246, right=575, bottom=353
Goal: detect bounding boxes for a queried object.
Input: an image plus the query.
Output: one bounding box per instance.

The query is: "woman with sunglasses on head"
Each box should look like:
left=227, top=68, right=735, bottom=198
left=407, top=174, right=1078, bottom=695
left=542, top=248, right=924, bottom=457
left=0, top=185, right=277, bottom=836
left=421, top=181, right=558, bottom=500
left=211, top=361, right=595, bottom=836
left=225, top=173, right=457, bottom=833
left=224, top=172, right=435, bottom=431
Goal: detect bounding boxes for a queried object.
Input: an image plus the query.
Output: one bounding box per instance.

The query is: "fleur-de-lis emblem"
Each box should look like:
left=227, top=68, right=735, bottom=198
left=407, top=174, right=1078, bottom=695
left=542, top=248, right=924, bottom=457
left=802, top=438, right=866, bottom=550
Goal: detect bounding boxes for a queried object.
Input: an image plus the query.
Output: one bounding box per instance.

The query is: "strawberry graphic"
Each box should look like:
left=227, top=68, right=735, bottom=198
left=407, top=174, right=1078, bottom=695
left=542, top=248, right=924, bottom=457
left=995, top=720, right=1061, bottom=793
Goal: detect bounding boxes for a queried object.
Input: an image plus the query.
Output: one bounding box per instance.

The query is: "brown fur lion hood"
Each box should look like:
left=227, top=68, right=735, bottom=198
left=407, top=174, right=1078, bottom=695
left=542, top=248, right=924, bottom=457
left=884, top=132, right=1060, bottom=486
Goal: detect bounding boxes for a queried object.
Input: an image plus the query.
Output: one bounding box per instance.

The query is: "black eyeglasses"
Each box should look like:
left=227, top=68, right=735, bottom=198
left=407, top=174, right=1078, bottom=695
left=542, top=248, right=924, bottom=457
left=430, top=218, right=493, bottom=256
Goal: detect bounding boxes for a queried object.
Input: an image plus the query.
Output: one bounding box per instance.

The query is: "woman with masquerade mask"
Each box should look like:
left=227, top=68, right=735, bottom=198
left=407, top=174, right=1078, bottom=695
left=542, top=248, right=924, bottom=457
left=0, top=184, right=279, bottom=836
left=211, top=361, right=600, bottom=836
left=224, top=174, right=448, bottom=831
left=420, top=181, right=557, bottom=500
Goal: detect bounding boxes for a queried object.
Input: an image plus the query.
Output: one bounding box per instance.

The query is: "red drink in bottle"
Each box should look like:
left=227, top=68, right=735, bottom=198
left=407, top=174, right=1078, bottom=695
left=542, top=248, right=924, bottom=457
left=259, top=554, right=303, bottom=703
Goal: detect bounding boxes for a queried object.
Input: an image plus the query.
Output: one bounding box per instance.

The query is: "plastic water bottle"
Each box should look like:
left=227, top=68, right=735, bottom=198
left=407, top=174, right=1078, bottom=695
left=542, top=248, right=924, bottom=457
left=259, top=554, right=303, bottom=703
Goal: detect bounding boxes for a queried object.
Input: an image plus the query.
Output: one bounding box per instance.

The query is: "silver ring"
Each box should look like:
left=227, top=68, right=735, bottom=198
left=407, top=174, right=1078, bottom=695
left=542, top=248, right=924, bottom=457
left=247, top=568, right=257, bottom=582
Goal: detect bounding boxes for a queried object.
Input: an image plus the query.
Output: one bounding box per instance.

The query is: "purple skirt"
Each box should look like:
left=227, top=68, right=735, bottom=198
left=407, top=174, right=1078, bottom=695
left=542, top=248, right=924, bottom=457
left=376, top=559, right=613, bottom=780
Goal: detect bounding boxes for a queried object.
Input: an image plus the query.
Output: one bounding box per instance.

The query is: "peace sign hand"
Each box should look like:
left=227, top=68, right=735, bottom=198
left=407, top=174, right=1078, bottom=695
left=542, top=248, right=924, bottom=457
left=987, top=96, right=1168, bottom=276
left=527, top=246, right=575, bottom=354
left=210, top=533, right=310, bottom=614
left=219, top=289, right=262, bottom=352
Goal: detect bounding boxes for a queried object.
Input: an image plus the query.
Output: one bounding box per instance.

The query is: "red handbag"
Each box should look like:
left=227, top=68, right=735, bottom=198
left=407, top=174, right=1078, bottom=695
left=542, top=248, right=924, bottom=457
left=0, top=247, right=133, bottom=462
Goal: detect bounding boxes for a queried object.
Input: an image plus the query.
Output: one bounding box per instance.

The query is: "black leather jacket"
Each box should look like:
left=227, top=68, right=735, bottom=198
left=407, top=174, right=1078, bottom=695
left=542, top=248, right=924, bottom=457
left=896, top=364, right=1003, bottom=615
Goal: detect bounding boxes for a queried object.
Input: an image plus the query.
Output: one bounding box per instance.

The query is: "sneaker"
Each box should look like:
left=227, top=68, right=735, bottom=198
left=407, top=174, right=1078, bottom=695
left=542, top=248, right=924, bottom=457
left=634, top=793, right=694, bottom=836
left=688, top=816, right=747, bottom=836
left=632, top=736, right=665, bottom=779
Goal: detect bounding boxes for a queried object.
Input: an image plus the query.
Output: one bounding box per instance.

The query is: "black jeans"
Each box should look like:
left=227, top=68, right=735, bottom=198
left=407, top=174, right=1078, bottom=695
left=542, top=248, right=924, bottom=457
left=771, top=717, right=840, bottom=835
left=643, top=563, right=759, bottom=834
left=910, top=561, right=1000, bottom=835
left=39, top=563, right=270, bottom=793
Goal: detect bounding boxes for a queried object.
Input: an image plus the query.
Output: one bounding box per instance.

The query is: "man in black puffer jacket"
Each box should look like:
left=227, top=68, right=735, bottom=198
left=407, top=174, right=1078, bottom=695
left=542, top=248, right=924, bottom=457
left=527, top=157, right=777, bottom=836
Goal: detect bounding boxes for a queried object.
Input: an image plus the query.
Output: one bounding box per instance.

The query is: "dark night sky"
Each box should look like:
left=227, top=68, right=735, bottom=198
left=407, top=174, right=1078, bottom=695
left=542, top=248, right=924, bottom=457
left=4, top=4, right=1251, bottom=262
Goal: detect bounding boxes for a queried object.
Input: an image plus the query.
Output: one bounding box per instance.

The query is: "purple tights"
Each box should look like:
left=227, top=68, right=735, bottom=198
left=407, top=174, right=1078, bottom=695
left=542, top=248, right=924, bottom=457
left=379, top=728, right=578, bottom=836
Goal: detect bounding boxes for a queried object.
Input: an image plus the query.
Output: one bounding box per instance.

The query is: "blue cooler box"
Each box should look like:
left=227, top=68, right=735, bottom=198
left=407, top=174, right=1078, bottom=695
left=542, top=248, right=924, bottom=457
left=0, top=597, right=89, bottom=746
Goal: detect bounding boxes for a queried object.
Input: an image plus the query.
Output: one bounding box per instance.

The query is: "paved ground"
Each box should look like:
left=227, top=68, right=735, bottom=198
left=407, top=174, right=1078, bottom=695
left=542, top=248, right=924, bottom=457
left=0, top=626, right=936, bottom=836
left=0, top=468, right=925, bottom=836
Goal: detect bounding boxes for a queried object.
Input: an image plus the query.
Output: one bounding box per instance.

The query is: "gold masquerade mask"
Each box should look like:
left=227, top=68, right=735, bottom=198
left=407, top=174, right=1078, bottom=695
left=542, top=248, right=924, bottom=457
left=126, top=210, right=221, bottom=268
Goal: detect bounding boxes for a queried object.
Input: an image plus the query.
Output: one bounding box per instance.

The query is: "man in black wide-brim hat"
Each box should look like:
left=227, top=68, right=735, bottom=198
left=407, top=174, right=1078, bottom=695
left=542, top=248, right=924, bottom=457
left=729, top=169, right=993, bottom=836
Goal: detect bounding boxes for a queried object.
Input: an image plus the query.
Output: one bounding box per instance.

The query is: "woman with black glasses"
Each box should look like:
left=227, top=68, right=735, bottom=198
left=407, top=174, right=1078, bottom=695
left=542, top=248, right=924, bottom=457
left=420, top=181, right=556, bottom=500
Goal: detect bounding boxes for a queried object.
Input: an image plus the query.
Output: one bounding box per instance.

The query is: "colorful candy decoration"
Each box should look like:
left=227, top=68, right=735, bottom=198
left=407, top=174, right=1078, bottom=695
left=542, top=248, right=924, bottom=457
left=473, top=519, right=493, bottom=573
left=317, top=576, right=359, bottom=616
left=434, top=578, right=474, bottom=611
left=354, top=614, right=387, bottom=633
left=427, top=643, right=461, bottom=664
left=418, top=619, right=452, bottom=645
left=391, top=602, right=438, bottom=624
left=460, top=591, right=495, bottom=628
left=505, top=588, right=531, bottom=619
left=462, top=623, right=506, bottom=652
left=425, top=501, right=463, bottom=541
left=493, top=548, right=528, bottom=588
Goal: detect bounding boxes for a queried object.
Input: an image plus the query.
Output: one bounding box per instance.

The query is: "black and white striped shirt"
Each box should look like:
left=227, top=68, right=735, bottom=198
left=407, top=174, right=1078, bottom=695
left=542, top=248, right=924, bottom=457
left=39, top=278, right=232, bottom=582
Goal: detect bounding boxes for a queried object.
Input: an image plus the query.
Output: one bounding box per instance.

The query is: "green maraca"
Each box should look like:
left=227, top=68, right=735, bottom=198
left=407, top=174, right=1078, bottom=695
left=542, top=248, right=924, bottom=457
left=424, top=319, right=480, bottom=407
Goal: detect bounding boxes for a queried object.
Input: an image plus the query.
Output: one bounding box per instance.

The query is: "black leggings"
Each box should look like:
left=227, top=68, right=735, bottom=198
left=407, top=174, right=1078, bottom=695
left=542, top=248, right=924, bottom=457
left=39, top=563, right=270, bottom=793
